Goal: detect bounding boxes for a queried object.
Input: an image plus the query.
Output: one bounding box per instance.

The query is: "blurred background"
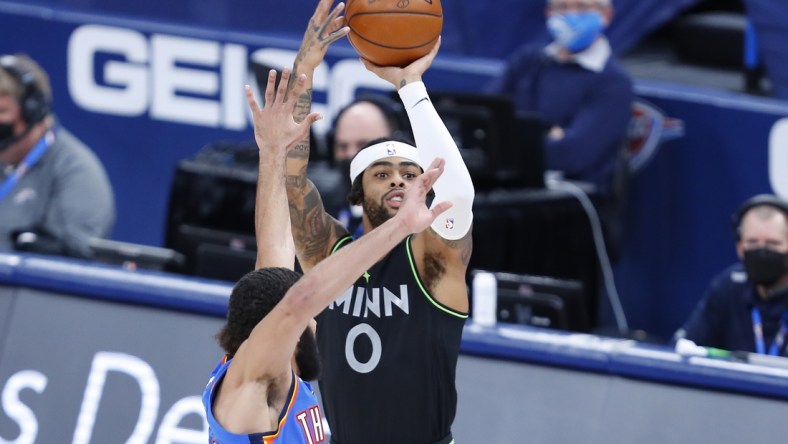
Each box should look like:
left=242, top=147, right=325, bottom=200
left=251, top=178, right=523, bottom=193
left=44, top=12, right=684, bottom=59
left=2, top=0, right=786, bottom=340
left=2, top=0, right=788, bottom=441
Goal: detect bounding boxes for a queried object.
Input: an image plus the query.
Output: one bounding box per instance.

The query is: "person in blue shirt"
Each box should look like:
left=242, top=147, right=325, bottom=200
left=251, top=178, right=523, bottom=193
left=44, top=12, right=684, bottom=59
left=675, top=195, right=788, bottom=356
left=487, top=0, right=633, bottom=197
left=201, top=14, right=454, bottom=441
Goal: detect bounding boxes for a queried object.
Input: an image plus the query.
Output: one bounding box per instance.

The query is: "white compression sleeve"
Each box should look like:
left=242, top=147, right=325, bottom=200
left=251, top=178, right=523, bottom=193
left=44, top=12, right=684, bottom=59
left=399, top=81, right=474, bottom=240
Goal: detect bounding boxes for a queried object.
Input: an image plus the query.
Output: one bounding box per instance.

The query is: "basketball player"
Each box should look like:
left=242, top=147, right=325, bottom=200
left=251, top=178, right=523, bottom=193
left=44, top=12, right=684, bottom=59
left=202, top=64, right=452, bottom=442
left=284, top=1, right=475, bottom=442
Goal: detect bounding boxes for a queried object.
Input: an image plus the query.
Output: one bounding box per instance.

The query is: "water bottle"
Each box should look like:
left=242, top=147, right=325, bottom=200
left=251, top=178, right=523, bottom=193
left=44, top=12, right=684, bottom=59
left=472, top=272, right=497, bottom=327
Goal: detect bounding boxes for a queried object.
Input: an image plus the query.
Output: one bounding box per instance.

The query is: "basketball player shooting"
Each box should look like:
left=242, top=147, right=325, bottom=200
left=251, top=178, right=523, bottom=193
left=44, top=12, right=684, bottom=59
left=284, top=1, right=475, bottom=443
left=202, top=64, right=451, bottom=443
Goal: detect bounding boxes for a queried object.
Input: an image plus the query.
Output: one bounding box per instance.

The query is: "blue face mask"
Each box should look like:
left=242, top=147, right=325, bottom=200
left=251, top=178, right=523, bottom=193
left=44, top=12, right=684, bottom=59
left=547, top=11, right=604, bottom=53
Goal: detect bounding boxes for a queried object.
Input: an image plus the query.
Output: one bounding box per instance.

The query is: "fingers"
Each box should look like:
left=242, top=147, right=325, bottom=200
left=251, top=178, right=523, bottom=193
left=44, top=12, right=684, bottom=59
left=327, top=25, right=350, bottom=44
left=245, top=84, right=260, bottom=113
left=418, top=157, right=446, bottom=189
left=327, top=1, right=345, bottom=23
left=296, top=112, right=323, bottom=139
left=403, top=35, right=441, bottom=71
left=420, top=36, right=442, bottom=65
left=430, top=200, right=453, bottom=219
left=264, top=69, right=277, bottom=106
left=288, top=73, right=308, bottom=104
left=304, top=112, right=323, bottom=126
left=426, top=157, right=446, bottom=171
left=428, top=36, right=442, bottom=58
left=276, top=68, right=291, bottom=104
left=314, top=0, right=335, bottom=18
left=359, top=57, right=384, bottom=76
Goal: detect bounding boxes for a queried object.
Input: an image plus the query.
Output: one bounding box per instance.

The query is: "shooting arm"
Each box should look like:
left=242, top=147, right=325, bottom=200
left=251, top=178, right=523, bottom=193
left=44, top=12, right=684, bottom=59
left=399, top=81, right=475, bottom=240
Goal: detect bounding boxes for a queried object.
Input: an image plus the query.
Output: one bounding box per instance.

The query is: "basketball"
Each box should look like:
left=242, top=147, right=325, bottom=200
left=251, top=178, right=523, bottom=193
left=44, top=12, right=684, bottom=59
left=345, top=0, right=443, bottom=67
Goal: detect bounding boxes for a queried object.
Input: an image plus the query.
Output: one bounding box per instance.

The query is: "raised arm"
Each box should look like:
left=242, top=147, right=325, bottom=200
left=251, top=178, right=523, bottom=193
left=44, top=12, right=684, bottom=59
left=227, top=68, right=320, bottom=391
left=361, top=38, right=475, bottom=310
left=286, top=0, right=350, bottom=272
left=247, top=68, right=321, bottom=270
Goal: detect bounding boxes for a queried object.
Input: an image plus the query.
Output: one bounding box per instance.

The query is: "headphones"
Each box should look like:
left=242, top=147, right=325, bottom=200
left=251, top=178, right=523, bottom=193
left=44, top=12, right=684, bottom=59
left=0, top=55, right=50, bottom=126
left=731, top=194, right=788, bottom=241
left=325, top=94, right=409, bottom=166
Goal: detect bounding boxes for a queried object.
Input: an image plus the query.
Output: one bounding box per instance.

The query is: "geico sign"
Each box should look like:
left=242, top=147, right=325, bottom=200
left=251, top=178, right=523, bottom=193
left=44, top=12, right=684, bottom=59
left=67, top=24, right=390, bottom=132
left=1, top=351, right=206, bottom=443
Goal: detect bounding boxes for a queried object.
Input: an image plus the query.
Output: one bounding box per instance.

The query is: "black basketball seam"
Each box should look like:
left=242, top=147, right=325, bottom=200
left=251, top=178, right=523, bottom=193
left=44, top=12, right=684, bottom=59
left=348, top=11, right=442, bottom=19
left=350, top=32, right=439, bottom=51
left=348, top=11, right=441, bottom=51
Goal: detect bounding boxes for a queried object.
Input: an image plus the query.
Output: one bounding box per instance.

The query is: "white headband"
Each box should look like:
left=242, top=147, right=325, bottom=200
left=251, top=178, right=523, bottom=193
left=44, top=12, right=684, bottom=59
left=349, top=141, right=421, bottom=184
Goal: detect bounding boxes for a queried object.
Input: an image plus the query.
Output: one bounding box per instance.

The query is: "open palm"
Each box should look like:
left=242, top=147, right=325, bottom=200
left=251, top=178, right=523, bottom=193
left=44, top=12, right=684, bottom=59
left=397, top=157, right=453, bottom=234
left=245, top=68, right=320, bottom=156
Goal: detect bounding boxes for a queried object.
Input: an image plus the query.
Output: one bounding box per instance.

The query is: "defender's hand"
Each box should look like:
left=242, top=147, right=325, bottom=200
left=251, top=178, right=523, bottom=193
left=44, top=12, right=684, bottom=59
left=396, top=157, right=452, bottom=234
left=246, top=68, right=321, bottom=156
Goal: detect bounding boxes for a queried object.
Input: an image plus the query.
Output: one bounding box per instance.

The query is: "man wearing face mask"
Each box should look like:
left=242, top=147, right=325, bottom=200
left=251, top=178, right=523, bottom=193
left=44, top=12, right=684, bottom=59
left=674, top=195, right=788, bottom=356
left=0, top=54, right=114, bottom=258
left=487, top=0, right=633, bottom=197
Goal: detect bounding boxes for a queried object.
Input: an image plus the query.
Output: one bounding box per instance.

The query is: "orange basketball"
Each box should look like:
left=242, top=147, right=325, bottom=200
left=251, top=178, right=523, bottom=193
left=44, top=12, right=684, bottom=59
left=345, top=0, right=443, bottom=67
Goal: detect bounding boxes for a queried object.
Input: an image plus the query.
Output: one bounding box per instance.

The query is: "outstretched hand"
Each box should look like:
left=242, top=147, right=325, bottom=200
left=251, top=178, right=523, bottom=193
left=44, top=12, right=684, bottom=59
left=295, top=0, right=349, bottom=72
left=360, top=36, right=442, bottom=90
left=396, top=157, right=453, bottom=234
left=245, top=68, right=321, bottom=156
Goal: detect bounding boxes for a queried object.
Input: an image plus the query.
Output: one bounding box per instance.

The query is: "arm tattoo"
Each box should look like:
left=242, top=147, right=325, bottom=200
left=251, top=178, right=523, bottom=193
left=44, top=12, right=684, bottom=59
left=292, top=186, right=332, bottom=262
left=292, top=89, right=312, bottom=124
left=440, top=231, right=474, bottom=266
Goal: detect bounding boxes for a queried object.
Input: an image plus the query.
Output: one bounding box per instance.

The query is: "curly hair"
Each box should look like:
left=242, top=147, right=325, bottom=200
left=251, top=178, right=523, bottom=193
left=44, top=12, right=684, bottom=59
left=216, top=267, right=302, bottom=356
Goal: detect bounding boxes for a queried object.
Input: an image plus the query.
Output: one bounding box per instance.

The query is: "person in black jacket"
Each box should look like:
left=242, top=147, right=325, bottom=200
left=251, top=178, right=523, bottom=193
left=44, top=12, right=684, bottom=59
left=675, top=195, right=788, bottom=356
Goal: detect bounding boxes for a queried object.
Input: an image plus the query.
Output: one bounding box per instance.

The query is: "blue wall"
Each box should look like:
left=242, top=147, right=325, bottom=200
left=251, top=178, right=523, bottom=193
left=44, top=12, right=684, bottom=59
left=1, top=0, right=787, bottom=340
left=614, top=82, right=788, bottom=339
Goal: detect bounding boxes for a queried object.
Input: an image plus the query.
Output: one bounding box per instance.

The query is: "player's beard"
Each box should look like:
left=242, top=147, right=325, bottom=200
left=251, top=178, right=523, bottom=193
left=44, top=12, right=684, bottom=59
left=363, top=194, right=393, bottom=228
left=295, top=328, right=321, bottom=381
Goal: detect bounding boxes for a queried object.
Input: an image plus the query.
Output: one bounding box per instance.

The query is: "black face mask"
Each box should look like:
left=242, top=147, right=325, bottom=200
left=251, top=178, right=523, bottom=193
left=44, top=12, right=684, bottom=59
left=0, top=121, right=16, bottom=151
left=743, top=248, right=788, bottom=287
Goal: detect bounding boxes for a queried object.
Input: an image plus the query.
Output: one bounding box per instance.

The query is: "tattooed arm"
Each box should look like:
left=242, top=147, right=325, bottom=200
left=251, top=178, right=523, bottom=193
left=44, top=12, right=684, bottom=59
left=286, top=0, right=350, bottom=272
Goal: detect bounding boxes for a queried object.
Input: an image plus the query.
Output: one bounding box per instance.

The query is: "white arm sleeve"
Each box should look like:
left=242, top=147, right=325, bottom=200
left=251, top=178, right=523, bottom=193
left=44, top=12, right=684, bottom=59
left=399, top=81, right=475, bottom=240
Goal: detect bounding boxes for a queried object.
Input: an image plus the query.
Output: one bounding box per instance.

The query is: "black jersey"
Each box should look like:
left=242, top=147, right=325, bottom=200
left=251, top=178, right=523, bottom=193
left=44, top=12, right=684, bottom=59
left=317, top=235, right=467, bottom=444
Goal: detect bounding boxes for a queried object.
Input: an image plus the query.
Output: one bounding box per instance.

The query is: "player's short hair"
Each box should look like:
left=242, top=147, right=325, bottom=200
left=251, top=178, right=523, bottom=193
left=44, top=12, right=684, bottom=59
left=216, top=267, right=302, bottom=356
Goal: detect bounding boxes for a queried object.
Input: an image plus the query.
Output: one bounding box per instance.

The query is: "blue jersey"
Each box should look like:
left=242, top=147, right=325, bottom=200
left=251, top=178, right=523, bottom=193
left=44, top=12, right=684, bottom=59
left=202, top=356, right=327, bottom=443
